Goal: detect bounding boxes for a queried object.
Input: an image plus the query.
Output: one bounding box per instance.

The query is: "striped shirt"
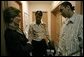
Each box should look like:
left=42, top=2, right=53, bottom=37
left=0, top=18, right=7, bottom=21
left=58, top=13, right=83, bottom=56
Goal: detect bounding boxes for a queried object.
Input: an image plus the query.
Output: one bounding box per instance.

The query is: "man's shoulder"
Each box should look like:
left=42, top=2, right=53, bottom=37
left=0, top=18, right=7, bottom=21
left=29, top=22, right=35, bottom=26
left=41, top=23, right=47, bottom=27
left=41, top=23, right=46, bottom=25
left=74, top=13, right=83, bottom=21
left=41, top=21, right=47, bottom=25
left=77, top=13, right=83, bottom=21
left=74, top=13, right=83, bottom=26
left=75, top=13, right=83, bottom=18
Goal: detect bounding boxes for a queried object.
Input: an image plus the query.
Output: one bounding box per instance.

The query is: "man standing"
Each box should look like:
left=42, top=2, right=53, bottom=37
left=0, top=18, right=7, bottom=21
left=28, top=11, right=49, bottom=56
left=58, top=2, right=83, bottom=56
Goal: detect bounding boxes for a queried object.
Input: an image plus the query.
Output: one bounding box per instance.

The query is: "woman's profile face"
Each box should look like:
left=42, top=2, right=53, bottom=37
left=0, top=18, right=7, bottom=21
left=13, top=13, right=21, bottom=26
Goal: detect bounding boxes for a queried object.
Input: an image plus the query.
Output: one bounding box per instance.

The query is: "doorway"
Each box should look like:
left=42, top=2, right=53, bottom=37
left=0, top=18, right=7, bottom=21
left=51, top=6, right=62, bottom=45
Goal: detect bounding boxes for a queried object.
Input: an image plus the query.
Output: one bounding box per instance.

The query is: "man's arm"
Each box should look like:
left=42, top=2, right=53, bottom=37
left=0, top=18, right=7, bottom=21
left=78, top=16, right=83, bottom=56
left=28, top=25, right=33, bottom=43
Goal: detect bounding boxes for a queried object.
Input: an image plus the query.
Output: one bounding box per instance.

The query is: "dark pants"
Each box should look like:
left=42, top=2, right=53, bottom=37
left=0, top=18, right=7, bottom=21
left=32, top=39, right=47, bottom=56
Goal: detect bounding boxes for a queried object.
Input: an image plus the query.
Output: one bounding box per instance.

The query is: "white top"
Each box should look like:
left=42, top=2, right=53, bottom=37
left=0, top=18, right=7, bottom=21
left=28, top=21, right=49, bottom=41
left=58, top=13, right=83, bottom=56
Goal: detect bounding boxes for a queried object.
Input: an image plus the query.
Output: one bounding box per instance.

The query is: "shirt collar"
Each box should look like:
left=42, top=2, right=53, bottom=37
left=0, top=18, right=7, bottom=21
left=33, top=19, right=44, bottom=25
left=69, top=13, right=77, bottom=23
left=64, top=13, right=77, bottom=25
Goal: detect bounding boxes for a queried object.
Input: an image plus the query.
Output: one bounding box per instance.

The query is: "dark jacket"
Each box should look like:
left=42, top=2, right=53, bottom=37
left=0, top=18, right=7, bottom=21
left=5, top=28, right=31, bottom=56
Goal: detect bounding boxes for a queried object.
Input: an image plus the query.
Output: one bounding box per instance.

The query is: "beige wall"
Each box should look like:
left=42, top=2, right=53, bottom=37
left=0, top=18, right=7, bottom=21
left=51, top=1, right=61, bottom=11
left=20, top=1, right=29, bottom=39
left=8, top=1, right=20, bottom=9
left=29, top=1, right=52, bottom=39
left=75, top=1, right=83, bottom=15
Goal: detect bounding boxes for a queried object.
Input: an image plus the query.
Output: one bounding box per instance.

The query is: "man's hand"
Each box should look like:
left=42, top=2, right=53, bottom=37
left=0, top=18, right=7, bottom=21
left=58, top=52, right=63, bottom=56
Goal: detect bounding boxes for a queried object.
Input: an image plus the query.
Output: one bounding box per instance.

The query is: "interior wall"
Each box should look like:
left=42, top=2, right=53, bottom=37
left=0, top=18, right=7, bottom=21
left=8, top=1, right=20, bottom=9
left=20, top=1, right=29, bottom=39
left=75, top=1, right=83, bottom=15
left=51, top=6, right=62, bottom=45
left=51, top=13, right=56, bottom=42
left=51, top=1, right=62, bottom=45
left=51, top=1, right=61, bottom=11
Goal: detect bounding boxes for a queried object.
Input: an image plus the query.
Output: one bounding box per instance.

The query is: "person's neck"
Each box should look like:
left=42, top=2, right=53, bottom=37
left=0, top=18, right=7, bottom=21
left=9, top=22, right=18, bottom=30
left=36, top=21, right=41, bottom=26
left=36, top=23, right=41, bottom=26
left=68, top=11, right=74, bottom=18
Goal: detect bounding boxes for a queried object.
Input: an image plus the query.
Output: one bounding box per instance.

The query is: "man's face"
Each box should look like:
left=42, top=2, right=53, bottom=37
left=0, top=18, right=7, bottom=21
left=36, top=13, right=42, bottom=24
left=60, top=5, right=69, bottom=18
